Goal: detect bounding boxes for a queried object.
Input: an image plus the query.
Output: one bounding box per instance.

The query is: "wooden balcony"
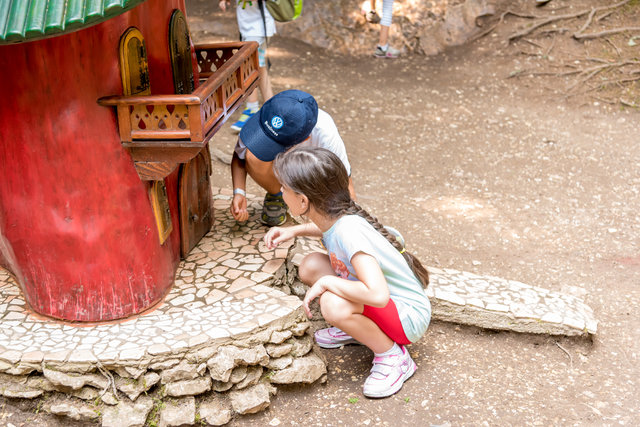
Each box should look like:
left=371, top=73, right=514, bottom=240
left=98, top=41, right=259, bottom=180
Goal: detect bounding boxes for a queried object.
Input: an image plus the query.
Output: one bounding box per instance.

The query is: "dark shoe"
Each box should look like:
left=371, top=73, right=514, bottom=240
left=261, top=193, right=287, bottom=226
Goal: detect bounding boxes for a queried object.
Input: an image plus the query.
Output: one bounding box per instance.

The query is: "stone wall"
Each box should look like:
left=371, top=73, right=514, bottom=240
left=0, top=311, right=326, bottom=426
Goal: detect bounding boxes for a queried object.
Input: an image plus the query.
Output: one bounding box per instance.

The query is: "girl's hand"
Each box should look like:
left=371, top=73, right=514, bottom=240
left=263, top=226, right=295, bottom=250
left=302, top=277, right=329, bottom=319
left=218, top=0, right=230, bottom=11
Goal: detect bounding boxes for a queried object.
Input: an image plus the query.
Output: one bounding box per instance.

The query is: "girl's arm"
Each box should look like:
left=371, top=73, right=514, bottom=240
left=303, top=252, right=390, bottom=318
left=263, top=222, right=322, bottom=249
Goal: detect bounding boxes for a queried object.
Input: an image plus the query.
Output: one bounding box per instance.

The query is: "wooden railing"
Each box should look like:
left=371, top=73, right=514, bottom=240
left=98, top=41, right=259, bottom=180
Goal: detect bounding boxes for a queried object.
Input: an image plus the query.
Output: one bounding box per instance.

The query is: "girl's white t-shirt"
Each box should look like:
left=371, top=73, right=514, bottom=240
left=321, top=215, right=431, bottom=343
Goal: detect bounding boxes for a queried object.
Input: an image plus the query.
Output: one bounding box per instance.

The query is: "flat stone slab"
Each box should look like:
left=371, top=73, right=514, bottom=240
left=0, top=188, right=300, bottom=371
left=291, top=236, right=597, bottom=337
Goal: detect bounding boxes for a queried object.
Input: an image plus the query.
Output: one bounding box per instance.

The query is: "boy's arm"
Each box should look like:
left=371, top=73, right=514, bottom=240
left=230, top=151, right=249, bottom=221
left=230, top=151, right=247, bottom=191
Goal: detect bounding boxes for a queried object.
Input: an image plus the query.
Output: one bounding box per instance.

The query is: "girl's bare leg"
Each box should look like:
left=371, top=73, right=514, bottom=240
left=299, top=252, right=394, bottom=354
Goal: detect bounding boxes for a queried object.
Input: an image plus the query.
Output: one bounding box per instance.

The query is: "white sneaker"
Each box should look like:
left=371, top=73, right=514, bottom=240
left=314, top=327, right=361, bottom=349
left=373, top=45, right=401, bottom=59
left=363, top=345, right=416, bottom=398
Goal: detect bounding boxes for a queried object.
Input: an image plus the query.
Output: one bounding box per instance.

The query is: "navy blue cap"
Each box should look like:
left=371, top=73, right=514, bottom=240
left=239, top=90, right=319, bottom=162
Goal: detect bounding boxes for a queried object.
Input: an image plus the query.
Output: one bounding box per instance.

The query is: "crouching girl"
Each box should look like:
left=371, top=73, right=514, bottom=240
left=263, top=147, right=431, bottom=398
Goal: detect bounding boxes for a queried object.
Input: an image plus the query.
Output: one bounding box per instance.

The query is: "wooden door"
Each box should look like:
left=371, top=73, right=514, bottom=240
left=179, top=146, right=213, bottom=256
left=171, top=10, right=213, bottom=257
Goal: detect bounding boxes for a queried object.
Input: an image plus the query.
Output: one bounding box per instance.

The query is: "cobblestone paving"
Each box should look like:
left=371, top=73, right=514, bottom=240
left=0, top=188, right=300, bottom=371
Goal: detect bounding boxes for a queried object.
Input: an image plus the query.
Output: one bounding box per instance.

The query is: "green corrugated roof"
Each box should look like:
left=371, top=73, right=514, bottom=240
left=0, top=0, right=148, bottom=44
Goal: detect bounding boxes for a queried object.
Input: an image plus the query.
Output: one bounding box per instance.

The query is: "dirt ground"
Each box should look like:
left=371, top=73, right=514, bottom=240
left=2, top=0, right=639, bottom=425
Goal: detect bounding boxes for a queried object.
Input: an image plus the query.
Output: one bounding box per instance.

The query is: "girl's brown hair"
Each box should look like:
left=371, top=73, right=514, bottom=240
left=274, top=147, right=429, bottom=288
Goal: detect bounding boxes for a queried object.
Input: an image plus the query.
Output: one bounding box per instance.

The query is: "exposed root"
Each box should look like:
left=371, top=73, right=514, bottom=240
left=508, top=0, right=631, bottom=41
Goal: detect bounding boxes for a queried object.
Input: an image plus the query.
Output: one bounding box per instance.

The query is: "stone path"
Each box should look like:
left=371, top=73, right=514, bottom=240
left=0, top=187, right=597, bottom=424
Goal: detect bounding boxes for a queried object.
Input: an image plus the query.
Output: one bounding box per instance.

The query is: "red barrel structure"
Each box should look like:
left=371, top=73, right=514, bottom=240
left=0, top=0, right=259, bottom=321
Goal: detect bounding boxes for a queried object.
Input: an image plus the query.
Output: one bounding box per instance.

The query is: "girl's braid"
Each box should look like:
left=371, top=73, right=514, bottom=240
left=342, top=200, right=429, bottom=288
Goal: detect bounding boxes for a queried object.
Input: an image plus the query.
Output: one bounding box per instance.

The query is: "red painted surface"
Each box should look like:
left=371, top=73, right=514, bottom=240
left=0, top=0, right=191, bottom=321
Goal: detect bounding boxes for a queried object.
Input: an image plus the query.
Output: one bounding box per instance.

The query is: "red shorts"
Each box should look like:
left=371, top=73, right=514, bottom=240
left=362, top=298, right=411, bottom=345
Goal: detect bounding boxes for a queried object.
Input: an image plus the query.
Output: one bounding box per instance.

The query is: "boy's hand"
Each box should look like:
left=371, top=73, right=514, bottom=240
left=218, top=0, right=230, bottom=11
left=263, top=226, right=295, bottom=250
left=230, top=194, right=248, bottom=222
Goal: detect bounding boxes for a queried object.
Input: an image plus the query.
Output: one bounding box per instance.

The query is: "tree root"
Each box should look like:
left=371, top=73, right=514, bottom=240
left=573, top=26, right=640, bottom=40
left=508, top=0, right=631, bottom=41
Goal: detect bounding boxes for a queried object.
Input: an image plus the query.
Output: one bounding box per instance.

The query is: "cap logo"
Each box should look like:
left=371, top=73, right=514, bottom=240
left=271, top=116, right=284, bottom=129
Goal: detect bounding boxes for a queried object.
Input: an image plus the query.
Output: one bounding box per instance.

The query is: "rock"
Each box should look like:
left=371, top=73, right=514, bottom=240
left=25, top=376, right=57, bottom=392
left=265, top=356, right=293, bottom=371
left=229, top=383, right=275, bottom=415
left=290, top=281, right=308, bottom=298
left=161, top=361, right=206, bottom=384
left=269, top=353, right=326, bottom=384
left=101, top=391, right=119, bottom=405
left=101, top=396, right=154, bottom=427
left=0, top=387, right=42, bottom=399
left=48, top=401, right=98, bottom=421
left=265, top=342, right=293, bottom=358
left=3, top=364, right=35, bottom=376
left=0, top=374, right=42, bottom=398
left=207, top=345, right=268, bottom=382
left=165, top=376, right=212, bottom=397
left=116, top=372, right=160, bottom=401
left=113, top=366, right=146, bottom=380
left=210, top=147, right=232, bottom=165
left=234, top=366, right=263, bottom=390
left=42, top=368, right=108, bottom=390
left=149, top=359, right=181, bottom=371
left=289, top=321, right=311, bottom=337
left=211, top=380, right=234, bottom=392
left=229, top=366, right=248, bottom=384
left=269, top=330, right=292, bottom=344
left=271, top=0, right=496, bottom=56
left=70, top=386, right=101, bottom=401
left=287, top=335, right=313, bottom=357
left=199, top=395, right=232, bottom=426
left=159, top=396, right=196, bottom=427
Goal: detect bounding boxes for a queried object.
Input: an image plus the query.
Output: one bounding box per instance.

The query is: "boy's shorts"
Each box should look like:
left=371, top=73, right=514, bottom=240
left=242, top=35, right=267, bottom=68
left=363, top=298, right=411, bottom=345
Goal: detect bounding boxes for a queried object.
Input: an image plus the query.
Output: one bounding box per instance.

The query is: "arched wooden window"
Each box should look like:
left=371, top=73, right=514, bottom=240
left=119, top=27, right=151, bottom=96
left=120, top=27, right=172, bottom=244
left=149, top=181, right=173, bottom=245
left=169, top=10, right=195, bottom=95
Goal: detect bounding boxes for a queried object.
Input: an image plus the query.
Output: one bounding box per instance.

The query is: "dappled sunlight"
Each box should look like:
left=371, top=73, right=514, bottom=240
left=271, top=75, right=308, bottom=88
left=267, top=47, right=297, bottom=60
left=416, top=196, right=498, bottom=221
